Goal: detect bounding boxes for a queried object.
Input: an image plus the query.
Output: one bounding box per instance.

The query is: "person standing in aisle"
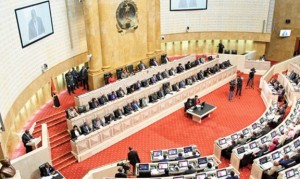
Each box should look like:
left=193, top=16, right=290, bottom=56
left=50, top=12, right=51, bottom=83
left=236, top=76, right=243, bottom=97
left=228, top=80, right=235, bottom=101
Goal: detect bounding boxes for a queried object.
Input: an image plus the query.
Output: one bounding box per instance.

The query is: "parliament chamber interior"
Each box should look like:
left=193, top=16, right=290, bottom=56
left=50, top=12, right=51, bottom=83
left=1, top=0, right=300, bottom=178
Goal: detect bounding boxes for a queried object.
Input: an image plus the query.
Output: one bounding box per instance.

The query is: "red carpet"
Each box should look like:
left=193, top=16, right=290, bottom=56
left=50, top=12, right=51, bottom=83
left=54, top=74, right=264, bottom=179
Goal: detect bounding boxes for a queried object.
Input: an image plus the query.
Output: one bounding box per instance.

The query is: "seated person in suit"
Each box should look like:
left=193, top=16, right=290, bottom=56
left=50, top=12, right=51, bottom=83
left=109, top=91, right=117, bottom=101
left=176, top=63, right=185, bottom=73
left=141, top=79, right=149, bottom=87
left=169, top=67, right=176, bottom=76
left=237, top=134, right=247, bottom=145
left=150, top=58, right=159, bottom=67
left=172, top=83, right=180, bottom=92
left=199, top=55, right=206, bottom=63
left=194, top=58, right=201, bottom=66
left=114, top=107, right=124, bottom=119
left=175, top=152, right=185, bottom=161
left=192, top=95, right=200, bottom=106
left=185, top=77, right=193, bottom=85
left=226, top=171, right=238, bottom=179
left=183, top=165, right=196, bottom=174
left=185, top=61, right=192, bottom=70
left=157, top=88, right=165, bottom=99
left=70, top=125, right=82, bottom=140
left=149, top=93, right=159, bottom=103
left=164, top=86, right=172, bottom=95
left=134, top=80, right=142, bottom=90
left=222, top=140, right=237, bottom=159
left=120, top=69, right=129, bottom=79
left=203, top=68, right=210, bottom=77
left=250, top=131, right=259, bottom=141
left=138, top=61, right=146, bottom=71
left=214, top=64, right=220, bottom=72
left=40, top=163, right=56, bottom=177
left=98, top=95, right=108, bottom=105
left=204, top=162, right=216, bottom=172
left=219, top=63, right=225, bottom=69
left=22, top=130, right=34, bottom=153
left=92, top=117, right=104, bottom=130
left=131, top=100, right=139, bottom=111
left=67, top=107, right=78, bottom=119
left=139, top=97, right=148, bottom=108
left=108, top=74, right=117, bottom=84
left=162, top=69, right=169, bottom=78
left=259, top=124, right=271, bottom=136
left=265, top=161, right=282, bottom=176
left=90, top=98, right=100, bottom=109
left=184, top=98, right=194, bottom=112
left=279, top=155, right=295, bottom=168
left=191, top=75, right=198, bottom=82
left=253, top=144, right=268, bottom=158
left=291, top=148, right=300, bottom=164
left=159, top=154, right=168, bottom=162
left=197, top=70, right=205, bottom=80
left=104, top=113, right=115, bottom=124
left=115, top=168, right=127, bottom=178
left=81, top=122, right=92, bottom=135
left=116, top=87, right=126, bottom=98
left=150, top=74, right=157, bottom=84
left=179, top=80, right=186, bottom=88
left=156, top=72, right=163, bottom=81
left=123, top=103, right=133, bottom=115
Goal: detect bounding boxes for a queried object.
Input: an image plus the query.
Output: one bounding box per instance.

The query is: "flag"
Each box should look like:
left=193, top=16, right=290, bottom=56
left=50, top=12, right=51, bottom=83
left=50, top=77, right=56, bottom=97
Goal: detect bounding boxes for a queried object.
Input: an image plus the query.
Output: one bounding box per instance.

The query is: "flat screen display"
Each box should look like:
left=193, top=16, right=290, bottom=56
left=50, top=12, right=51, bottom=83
left=284, top=146, right=291, bottom=154
left=168, top=149, right=178, bottom=155
left=198, top=157, right=208, bottom=165
left=294, top=140, right=300, bottom=148
left=217, top=169, right=227, bottom=178
left=243, top=129, right=249, bottom=135
left=237, top=147, right=245, bottom=154
left=184, top=146, right=193, bottom=153
left=261, top=137, right=267, bottom=144
left=196, top=173, right=207, bottom=179
left=138, top=164, right=149, bottom=171
left=249, top=142, right=257, bottom=149
left=272, top=152, right=280, bottom=160
left=286, top=169, right=295, bottom=178
left=15, top=1, right=54, bottom=48
left=271, top=131, right=277, bottom=138
left=231, top=134, right=238, bottom=140
left=219, top=138, right=226, bottom=145
left=252, top=123, right=258, bottom=130
left=153, top=150, right=163, bottom=157
left=279, top=29, right=291, bottom=37
left=170, top=0, right=207, bottom=11
left=259, top=157, right=268, bottom=165
left=178, top=161, right=188, bottom=167
left=158, top=163, right=168, bottom=169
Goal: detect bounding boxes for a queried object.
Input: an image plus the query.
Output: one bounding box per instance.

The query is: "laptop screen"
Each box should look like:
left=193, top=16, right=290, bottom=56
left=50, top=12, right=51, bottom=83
left=271, top=131, right=277, bottom=138
left=260, top=118, right=265, bottom=124
left=217, top=169, right=227, bottom=178
left=243, top=129, right=249, bottom=135
left=153, top=150, right=162, bottom=157
left=259, top=157, right=268, bottom=165
left=178, top=161, right=188, bottom=168
left=249, top=142, right=257, bottom=149
left=237, top=147, right=245, bottom=154
left=138, top=164, right=149, bottom=171
left=158, top=163, right=168, bottom=169
left=294, top=140, right=300, bottom=148
left=252, top=123, right=258, bottom=130
left=168, top=149, right=178, bottom=155
left=261, top=137, right=267, bottom=144
left=183, top=146, right=193, bottom=153
left=286, top=169, right=295, bottom=178
left=231, top=134, right=238, bottom=140
left=219, top=138, right=226, bottom=145
left=196, top=173, right=207, bottom=179
left=272, top=152, right=280, bottom=160
left=284, top=146, right=291, bottom=154
left=198, top=157, right=208, bottom=165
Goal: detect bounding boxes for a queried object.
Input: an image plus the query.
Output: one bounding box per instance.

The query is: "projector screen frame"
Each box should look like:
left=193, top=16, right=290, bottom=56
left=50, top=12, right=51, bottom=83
left=170, top=0, right=208, bottom=11
left=15, top=1, right=54, bottom=48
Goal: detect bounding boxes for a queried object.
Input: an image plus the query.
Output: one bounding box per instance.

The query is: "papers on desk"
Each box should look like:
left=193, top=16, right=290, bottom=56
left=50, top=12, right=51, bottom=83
left=260, top=162, right=273, bottom=170
left=187, top=109, right=193, bottom=112
left=26, top=137, right=41, bottom=147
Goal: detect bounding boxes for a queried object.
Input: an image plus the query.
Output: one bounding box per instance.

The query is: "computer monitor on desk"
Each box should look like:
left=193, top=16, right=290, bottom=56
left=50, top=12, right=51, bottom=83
left=168, top=149, right=178, bottom=156
left=219, top=138, right=226, bottom=145
left=178, top=161, right=188, bottom=168
left=198, top=157, right=208, bottom=165
left=284, top=146, right=291, bottom=154
left=243, top=129, right=249, bottom=135
left=286, top=169, right=296, bottom=178
left=294, top=139, right=300, bottom=148
left=196, top=173, right=207, bottom=179
left=249, top=142, right=257, bottom=149
left=261, top=136, right=267, bottom=144
left=139, top=164, right=150, bottom=171
left=158, top=163, right=168, bottom=170
left=216, top=169, right=227, bottom=178
left=237, top=147, right=245, bottom=155
left=153, top=150, right=163, bottom=157
left=231, top=134, right=238, bottom=140
left=259, top=157, right=268, bottom=165
left=272, top=152, right=280, bottom=160
left=184, top=146, right=193, bottom=153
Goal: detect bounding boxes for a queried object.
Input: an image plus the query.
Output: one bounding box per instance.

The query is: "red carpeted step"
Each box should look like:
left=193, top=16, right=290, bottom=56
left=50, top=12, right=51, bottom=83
left=53, top=152, right=75, bottom=167
left=54, top=157, right=77, bottom=171
left=36, top=111, right=66, bottom=125
left=51, top=142, right=72, bottom=159
left=48, top=122, right=68, bottom=136
left=50, top=130, right=70, bottom=142
left=50, top=135, right=70, bottom=148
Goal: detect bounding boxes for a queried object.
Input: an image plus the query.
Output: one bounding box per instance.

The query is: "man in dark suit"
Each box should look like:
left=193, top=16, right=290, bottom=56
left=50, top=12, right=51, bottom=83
left=172, top=83, right=180, bottom=92
left=98, top=95, right=108, bottom=105
left=156, top=72, right=163, bottom=81
left=186, top=77, right=193, bottom=85
left=114, top=107, right=124, bottom=119
left=175, top=153, right=185, bottom=161
left=291, top=148, right=300, bottom=164
left=177, top=63, right=185, bottom=73
left=90, top=98, right=99, bottom=109
left=185, top=61, right=192, bottom=70
left=162, top=69, right=169, bottom=78
left=70, top=125, right=82, bottom=140
left=149, top=93, right=159, bottom=103
left=141, top=79, right=149, bottom=87
left=246, top=68, right=255, bottom=89
left=157, top=88, right=165, bottom=99
left=109, top=91, right=117, bottom=101
left=253, top=144, right=268, bottom=158
left=127, top=146, right=140, bottom=175
left=22, top=130, right=33, bottom=153
left=92, top=117, right=104, bottom=130
left=80, top=66, right=88, bottom=90
left=138, top=61, right=146, bottom=71
left=150, top=75, right=157, bottom=84
left=194, top=58, right=201, bottom=66
left=179, top=80, right=186, bottom=88
left=197, top=70, right=205, bottom=80
left=65, top=71, right=75, bottom=95
left=236, top=76, right=243, bottom=96
left=150, top=58, right=159, bottom=67
left=81, top=122, right=91, bottom=135
left=28, top=9, right=45, bottom=40
left=104, top=113, right=115, bottom=124
left=115, top=168, right=127, bottom=178
left=183, top=165, right=196, bottom=174
left=124, top=103, right=133, bottom=115
left=131, top=100, right=139, bottom=111
left=134, top=81, right=142, bottom=90
left=169, top=67, right=176, bottom=76
left=116, top=87, right=126, bottom=98
left=40, top=163, right=55, bottom=177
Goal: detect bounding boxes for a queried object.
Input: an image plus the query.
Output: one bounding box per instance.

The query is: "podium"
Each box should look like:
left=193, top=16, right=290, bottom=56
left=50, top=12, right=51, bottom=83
left=26, top=137, right=41, bottom=150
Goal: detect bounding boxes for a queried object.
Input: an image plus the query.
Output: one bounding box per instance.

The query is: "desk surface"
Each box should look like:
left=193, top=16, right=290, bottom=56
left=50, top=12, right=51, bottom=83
left=187, top=103, right=216, bottom=118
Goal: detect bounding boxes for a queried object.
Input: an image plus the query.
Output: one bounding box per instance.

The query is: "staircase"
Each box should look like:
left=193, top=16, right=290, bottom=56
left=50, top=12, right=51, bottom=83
left=32, top=110, right=77, bottom=171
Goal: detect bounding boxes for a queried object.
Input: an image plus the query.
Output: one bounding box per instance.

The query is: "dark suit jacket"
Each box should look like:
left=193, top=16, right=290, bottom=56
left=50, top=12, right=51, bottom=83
left=169, top=69, right=176, bottom=76
left=183, top=169, right=196, bottom=175
left=70, top=129, right=82, bottom=140
left=22, top=133, right=33, bottom=147
left=92, top=119, right=103, bottom=130
left=157, top=90, right=165, bottom=99
left=40, top=166, right=55, bottom=177
left=226, top=176, right=238, bottom=179
left=124, top=105, right=132, bottom=115
left=156, top=73, right=163, bottom=81
left=172, top=84, right=179, bottom=91
left=177, top=66, right=184, bottom=73
left=138, top=63, right=146, bottom=71
left=162, top=71, right=169, bottom=78
left=116, top=89, right=125, bottom=98
left=114, top=109, right=123, bottom=118
left=128, top=150, right=140, bottom=165
left=115, top=172, right=127, bottom=178
left=291, top=154, right=300, bottom=164
left=81, top=124, right=91, bottom=134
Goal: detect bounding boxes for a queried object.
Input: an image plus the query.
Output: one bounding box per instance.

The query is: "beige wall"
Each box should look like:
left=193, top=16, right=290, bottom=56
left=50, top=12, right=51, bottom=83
left=265, top=0, right=300, bottom=61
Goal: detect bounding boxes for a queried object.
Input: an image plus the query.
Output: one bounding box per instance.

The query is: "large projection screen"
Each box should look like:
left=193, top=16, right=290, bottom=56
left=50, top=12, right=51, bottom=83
left=170, top=0, right=207, bottom=11
left=15, top=1, right=54, bottom=48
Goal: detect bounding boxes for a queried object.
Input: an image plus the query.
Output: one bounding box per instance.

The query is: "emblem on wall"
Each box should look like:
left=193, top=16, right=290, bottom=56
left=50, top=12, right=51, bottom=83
left=116, top=0, right=139, bottom=33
